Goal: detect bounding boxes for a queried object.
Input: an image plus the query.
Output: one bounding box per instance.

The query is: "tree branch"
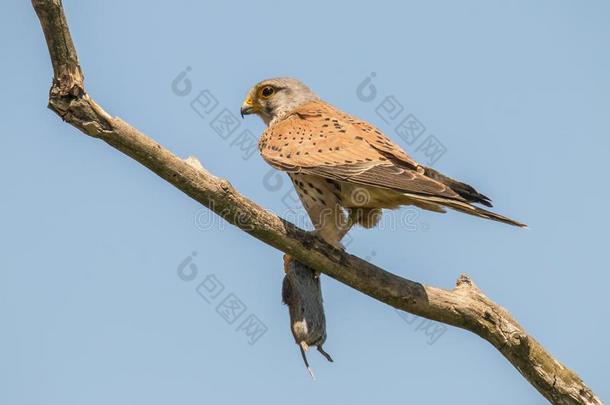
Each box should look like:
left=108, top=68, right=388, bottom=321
left=31, top=1, right=602, bottom=404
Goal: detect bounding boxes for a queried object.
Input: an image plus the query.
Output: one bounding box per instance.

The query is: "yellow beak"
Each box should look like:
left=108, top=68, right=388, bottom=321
left=240, top=96, right=260, bottom=118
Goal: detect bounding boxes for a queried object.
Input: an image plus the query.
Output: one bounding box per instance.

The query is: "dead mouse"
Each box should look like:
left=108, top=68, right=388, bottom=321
left=282, top=255, right=333, bottom=379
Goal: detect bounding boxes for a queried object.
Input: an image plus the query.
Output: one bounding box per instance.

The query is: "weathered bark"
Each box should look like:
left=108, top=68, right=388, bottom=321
left=31, top=1, right=602, bottom=403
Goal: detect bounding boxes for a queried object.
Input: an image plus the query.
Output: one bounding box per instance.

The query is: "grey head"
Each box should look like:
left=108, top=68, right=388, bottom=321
left=240, top=77, right=319, bottom=126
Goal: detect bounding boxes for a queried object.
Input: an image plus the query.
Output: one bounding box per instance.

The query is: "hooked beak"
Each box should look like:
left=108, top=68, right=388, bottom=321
left=240, top=96, right=259, bottom=118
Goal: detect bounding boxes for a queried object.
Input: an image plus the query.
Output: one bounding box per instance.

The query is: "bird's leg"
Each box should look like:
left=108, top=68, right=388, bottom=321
left=310, top=213, right=352, bottom=253
left=337, top=216, right=355, bottom=242
left=317, top=345, right=334, bottom=363
left=307, top=203, right=353, bottom=251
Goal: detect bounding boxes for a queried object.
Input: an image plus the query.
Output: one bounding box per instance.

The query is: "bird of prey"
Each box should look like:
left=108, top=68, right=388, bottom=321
left=241, top=77, right=526, bottom=248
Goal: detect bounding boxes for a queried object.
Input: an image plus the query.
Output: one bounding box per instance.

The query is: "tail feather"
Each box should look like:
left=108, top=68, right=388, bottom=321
left=404, top=193, right=527, bottom=228
left=423, top=167, right=493, bottom=207
left=444, top=200, right=527, bottom=228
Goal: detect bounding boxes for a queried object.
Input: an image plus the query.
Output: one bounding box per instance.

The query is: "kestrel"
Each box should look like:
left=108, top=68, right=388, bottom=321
left=241, top=77, right=526, bottom=248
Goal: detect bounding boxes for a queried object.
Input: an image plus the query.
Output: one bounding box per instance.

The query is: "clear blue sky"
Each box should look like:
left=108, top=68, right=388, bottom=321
left=1, top=1, right=608, bottom=404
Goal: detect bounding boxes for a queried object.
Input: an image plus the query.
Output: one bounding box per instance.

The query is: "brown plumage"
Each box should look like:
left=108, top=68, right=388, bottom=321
left=241, top=77, right=526, bottom=247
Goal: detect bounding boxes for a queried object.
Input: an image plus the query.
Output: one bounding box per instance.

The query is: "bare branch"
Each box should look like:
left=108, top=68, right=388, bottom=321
left=31, top=1, right=602, bottom=404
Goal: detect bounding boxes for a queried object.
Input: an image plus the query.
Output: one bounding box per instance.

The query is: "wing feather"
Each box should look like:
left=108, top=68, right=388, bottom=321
left=258, top=100, right=465, bottom=202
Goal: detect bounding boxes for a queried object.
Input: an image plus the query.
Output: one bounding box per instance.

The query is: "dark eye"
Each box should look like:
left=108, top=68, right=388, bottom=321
left=260, top=86, right=275, bottom=98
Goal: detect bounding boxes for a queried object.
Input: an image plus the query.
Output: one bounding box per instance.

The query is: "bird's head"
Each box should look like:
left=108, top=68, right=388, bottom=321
left=240, top=77, right=319, bottom=125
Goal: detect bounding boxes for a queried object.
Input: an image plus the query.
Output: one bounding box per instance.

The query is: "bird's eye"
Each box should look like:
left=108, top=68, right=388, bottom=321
left=260, top=86, right=275, bottom=98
